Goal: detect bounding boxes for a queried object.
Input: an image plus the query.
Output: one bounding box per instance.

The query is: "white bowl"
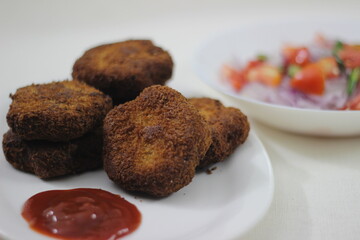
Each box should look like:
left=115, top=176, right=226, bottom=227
left=193, top=18, right=360, bottom=137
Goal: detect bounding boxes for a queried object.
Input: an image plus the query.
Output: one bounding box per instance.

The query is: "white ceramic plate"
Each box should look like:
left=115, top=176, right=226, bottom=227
left=0, top=131, right=273, bottom=240
left=193, top=19, right=360, bottom=137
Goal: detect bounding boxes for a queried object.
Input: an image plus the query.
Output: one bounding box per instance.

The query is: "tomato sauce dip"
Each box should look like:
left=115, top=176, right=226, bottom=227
left=22, top=188, right=141, bottom=240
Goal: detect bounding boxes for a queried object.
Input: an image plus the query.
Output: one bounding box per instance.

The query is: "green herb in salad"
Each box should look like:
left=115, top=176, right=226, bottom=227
left=347, top=67, right=360, bottom=96
left=256, top=54, right=268, bottom=62
left=287, top=65, right=301, bottom=78
left=332, top=40, right=345, bottom=72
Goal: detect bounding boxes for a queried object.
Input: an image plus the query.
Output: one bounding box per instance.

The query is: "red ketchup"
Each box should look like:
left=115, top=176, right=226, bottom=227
left=22, top=188, right=141, bottom=240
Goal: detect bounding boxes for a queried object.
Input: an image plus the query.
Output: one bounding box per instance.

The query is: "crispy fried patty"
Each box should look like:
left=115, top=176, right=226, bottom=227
left=103, top=85, right=211, bottom=197
left=2, top=129, right=103, bottom=179
left=6, top=80, right=112, bottom=141
left=189, top=98, right=250, bottom=168
left=72, top=40, right=173, bottom=104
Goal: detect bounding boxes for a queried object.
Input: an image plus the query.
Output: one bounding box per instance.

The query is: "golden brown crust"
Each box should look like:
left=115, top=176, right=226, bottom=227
left=2, top=129, right=103, bottom=179
left=188, top=98, right=250, bottom=169
left=6, top=80, right=112, bottom=141
left=72, top=40, right=173, bottom=104
left=103, top=85, right=211, bottom=197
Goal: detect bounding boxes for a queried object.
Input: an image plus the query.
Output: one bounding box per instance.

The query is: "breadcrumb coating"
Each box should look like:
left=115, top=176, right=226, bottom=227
left=6, top=80, right=112, bottom=141
left=103, top=85, right=211, bottom=197
left=189, top=98, right=250, bottom=168
left=72, top=40, right=173, bottom=104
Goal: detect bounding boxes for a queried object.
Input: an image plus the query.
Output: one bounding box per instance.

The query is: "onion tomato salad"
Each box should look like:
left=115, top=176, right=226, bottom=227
left=222, top=35, right=360, bottom=110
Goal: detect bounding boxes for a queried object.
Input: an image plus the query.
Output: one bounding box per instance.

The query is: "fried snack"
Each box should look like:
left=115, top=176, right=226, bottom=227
left=72, top=40, right=173, bottom=104
left=2, top=129, right=103, bottom=179
left=189, top=98, right=250, bottom=169
left=6, top=80, right=112, bottom=141
left=103, top=85, right=211, bottom=197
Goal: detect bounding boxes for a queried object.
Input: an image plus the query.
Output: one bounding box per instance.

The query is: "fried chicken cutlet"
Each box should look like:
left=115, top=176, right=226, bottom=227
left=2, top=129, right=103, bottom=179
left=189, top=98, right=250, bottom=168
left=103, top=86, right=211, bottom=197
left=6, top=80, right=112, bottom=141
left=72, top=40, right=173, bottom=104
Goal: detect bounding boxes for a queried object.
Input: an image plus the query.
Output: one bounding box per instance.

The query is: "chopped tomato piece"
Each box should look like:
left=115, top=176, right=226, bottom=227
left=317, top=57, right=340, bottom=79
left=229, top=72, right=246, bottom=91
left=339, top=45, right=360, bottom=68
left=282, top=46, right=311, bottom=66
left=290, top=63, right=325, bottom=95
left=350, top=45, right=360, bottom=51
left=222, top=65, right=246, bottom=91
left=246, top=60, right=264, bottom=69
left=246, top=64, right=282, bottom=86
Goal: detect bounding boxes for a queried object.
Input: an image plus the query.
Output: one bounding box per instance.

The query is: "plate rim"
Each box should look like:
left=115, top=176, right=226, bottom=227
left=0, top=130, right=274, bottom=240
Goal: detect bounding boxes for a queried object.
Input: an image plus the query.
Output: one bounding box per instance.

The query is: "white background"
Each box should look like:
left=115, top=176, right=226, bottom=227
left=1, top=0, right=360, bottom=239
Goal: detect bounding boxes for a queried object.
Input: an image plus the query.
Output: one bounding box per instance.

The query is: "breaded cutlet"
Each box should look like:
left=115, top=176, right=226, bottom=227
left=72, top=40, right=173, bottom=104
left=103, top=85, right=211, bottom=197
left=6, top=80, right=112, bottom=141
left=2, top=128, right=103, bottom=179
left=189, top=98, right=250, bottom=169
